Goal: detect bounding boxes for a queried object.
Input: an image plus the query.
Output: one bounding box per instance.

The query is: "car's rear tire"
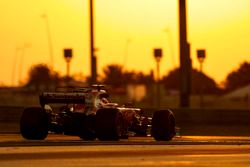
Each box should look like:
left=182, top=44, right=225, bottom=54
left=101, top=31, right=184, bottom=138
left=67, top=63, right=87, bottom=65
left=78, top=114, right=96, bottom=141
left=20, top=107, right=48, bottom=140
left=95, top=108, right=124, bottom=141
left=151, top=110, right=175, bottom=141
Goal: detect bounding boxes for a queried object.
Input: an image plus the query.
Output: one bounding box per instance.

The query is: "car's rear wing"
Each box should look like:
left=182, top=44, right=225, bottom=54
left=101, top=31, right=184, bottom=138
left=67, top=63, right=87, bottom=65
left=39, top=92, right=85, bottom=106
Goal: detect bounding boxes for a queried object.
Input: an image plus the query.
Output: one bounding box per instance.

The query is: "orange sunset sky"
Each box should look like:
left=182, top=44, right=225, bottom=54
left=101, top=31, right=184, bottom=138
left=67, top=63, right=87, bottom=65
left=1, top=0, right=250, bottom=86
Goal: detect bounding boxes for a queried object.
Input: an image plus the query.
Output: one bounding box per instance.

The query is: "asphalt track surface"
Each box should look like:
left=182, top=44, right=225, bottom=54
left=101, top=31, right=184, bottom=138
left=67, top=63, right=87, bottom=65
left=0, top=134, right=250, bottom=167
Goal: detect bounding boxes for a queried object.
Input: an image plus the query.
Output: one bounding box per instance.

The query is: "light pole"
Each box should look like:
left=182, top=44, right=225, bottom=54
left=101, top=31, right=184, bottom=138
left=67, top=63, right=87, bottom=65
left=197, top=49, right=206, bottom=108
left=179, top=0, right=191, bottom=107
left=163, top=28, right=176, bottom=68
left=41, top=13, right=54, bottom=69
left=12, top=47, right=20, bottom=86
left=89, top=0, right=97, bottom=84
left=154, top=48, right=163, bottom=108
left=123, top=38, right=131, bottom=68
left=64, top=49, right=73, bottom=78
left=18, top=44, right=30, bottom=85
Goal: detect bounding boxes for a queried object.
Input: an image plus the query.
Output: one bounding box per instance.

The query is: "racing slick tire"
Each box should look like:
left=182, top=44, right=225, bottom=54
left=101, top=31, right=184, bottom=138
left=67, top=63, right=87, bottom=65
left=95, top=108, right=124, bottom=141
left=78, top=114, right=96, bottom=141
left=20, top=107, right=48, bottom=140
left=151, top=110, right=176, bottom=141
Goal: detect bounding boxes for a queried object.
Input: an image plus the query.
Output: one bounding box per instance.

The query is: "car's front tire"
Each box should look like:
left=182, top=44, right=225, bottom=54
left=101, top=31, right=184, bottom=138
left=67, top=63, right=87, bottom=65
left=151, top=110, right=175, bottom=141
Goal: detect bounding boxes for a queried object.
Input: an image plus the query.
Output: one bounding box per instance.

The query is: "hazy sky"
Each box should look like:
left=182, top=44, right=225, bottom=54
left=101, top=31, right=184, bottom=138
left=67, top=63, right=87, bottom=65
left=1, top=0, right=250, bottom=86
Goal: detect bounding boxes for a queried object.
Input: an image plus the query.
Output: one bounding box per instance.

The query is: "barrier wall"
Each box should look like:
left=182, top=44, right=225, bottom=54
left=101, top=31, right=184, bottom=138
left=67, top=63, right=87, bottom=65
left=0, top=106, right=24, bottom=133
left=171, top=108, right=250, bottom=136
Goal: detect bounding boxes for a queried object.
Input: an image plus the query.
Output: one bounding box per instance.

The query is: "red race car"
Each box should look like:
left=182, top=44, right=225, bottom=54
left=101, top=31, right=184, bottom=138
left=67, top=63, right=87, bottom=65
left=20, top=85, right=176, bottom=141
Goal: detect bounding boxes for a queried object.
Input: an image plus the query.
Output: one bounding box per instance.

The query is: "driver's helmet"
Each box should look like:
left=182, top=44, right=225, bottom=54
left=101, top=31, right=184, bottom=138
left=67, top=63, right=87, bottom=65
left=95, top=91, right=109, bottom=109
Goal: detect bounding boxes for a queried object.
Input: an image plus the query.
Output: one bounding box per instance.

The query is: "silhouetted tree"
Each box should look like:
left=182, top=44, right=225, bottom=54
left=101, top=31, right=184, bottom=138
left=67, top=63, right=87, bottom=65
left=101, top=64, right=154, bottom=87
left=191, top=69, right=221, bottom=94
left=161, top=68, right=180, bottom=91
left=25, top=64, right=60, bottom=91
left=123, top=71, right=137, bottom=84
left=134, top=72, right=154, bottom=85
left=162, top=68, right=221, bottom=94
left=102, top=64, right=124, bottom=87
left=224, top=61, right=250, bottom=91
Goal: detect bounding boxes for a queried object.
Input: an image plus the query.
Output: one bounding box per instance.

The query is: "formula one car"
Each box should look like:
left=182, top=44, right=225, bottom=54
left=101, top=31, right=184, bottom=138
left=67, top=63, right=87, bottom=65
left=20, top=85, right=176, bottom=141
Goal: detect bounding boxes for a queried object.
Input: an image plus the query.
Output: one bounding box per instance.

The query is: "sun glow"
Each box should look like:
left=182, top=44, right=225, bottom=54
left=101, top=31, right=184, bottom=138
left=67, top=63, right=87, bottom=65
left=0, top=0, right=250, bottom=86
